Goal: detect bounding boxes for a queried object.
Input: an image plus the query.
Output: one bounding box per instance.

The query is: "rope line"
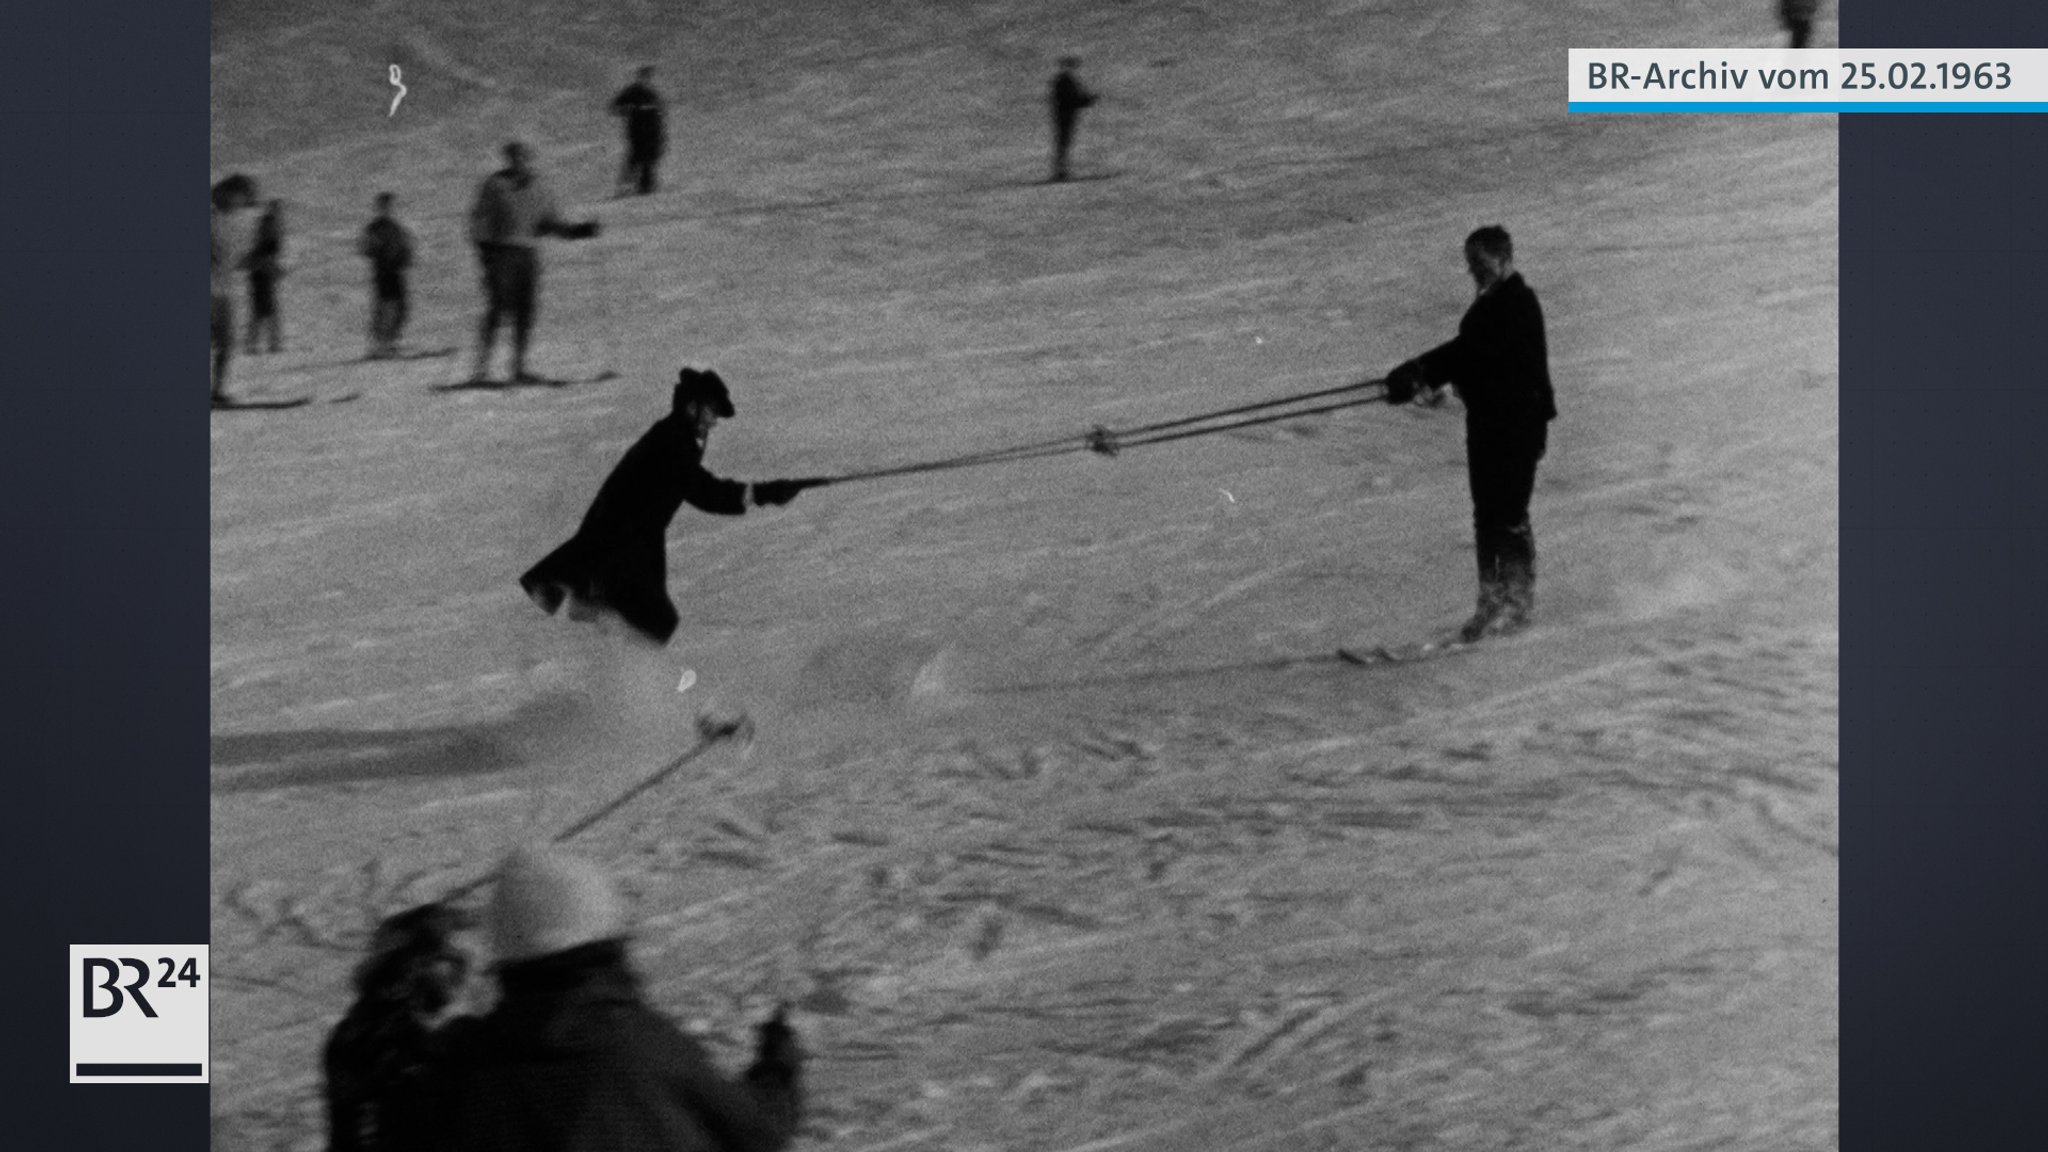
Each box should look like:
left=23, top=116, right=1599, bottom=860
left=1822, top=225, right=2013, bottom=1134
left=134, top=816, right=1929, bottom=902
left=1109, top=392, right=1390, bottom=452
left=828, top=377, right=1387, bottom=484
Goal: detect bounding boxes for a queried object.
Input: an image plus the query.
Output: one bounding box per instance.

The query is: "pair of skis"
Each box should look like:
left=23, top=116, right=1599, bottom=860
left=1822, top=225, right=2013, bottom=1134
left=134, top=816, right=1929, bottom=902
left=1335, top=621, right=1534, bottom=667
left=431, top=369, right=620, bottom=393
left=212, top=391, right=361, bottom=411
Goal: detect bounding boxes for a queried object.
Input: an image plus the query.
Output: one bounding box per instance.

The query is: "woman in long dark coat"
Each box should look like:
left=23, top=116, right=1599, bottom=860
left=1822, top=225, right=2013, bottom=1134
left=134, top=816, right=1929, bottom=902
left=519, top=368, right=827, bottom=645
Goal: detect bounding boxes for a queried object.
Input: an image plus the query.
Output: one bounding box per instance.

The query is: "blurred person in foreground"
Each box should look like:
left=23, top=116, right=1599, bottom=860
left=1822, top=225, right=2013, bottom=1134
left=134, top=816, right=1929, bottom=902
left=324, top=903, right=477, bottom=1152
left=467, top=140, right=602, bottom=384
left=399, top=845, right=805, bottom=1152
left=210, top=174, right=261, bottom=404
left=1383, top=225, right=1558, bottom=643
left=520, top=367, right=831, bottom=647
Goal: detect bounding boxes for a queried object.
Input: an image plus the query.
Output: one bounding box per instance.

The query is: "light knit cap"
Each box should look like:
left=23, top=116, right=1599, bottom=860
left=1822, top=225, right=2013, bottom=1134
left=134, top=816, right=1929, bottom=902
left=489, top=845, right=626, bottom=963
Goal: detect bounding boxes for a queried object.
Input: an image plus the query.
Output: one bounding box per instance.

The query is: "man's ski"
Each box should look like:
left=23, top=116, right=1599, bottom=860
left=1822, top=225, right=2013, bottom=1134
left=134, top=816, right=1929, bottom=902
left=212, top=394, right=314, bottom=411
left=364, top=346, right=458, bottom=363
left=1337, top=635, right=1471, bottom=666
left=1335, top=619, right=1540, bottom=664
left=212, top=390, right=361, bottom=411
left=432, top=370, right=620, bottom=393
left=1337, top=622, right=1536, bottom=667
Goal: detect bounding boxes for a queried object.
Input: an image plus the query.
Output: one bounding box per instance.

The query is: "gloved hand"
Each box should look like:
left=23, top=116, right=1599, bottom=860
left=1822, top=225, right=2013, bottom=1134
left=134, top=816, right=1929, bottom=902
left=1384, top=361, right=1424, bottom=405
left=751, top=477, right=831, bottom=507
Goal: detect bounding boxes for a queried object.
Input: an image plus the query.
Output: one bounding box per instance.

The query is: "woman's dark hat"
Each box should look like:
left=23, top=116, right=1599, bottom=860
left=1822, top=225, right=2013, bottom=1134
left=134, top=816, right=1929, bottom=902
left=673, top=368, right=736, bottom=417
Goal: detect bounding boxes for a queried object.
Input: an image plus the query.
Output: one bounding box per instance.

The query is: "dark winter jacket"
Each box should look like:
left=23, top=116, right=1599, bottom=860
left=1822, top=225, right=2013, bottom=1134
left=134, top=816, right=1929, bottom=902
left=249, top=207, right=285, bottom=280
left=612, top=82, right=668, bottom=155
left=400, top=941, right=801, bottom=1152
left=1411, top=272, right=1557, bottom=436
left=1051, top=71, right=1096, bottom=122
left=519, top=414, right=749, bottom=644
left=324, top=902, right=477, bottom=1152
left=325, top=1001, right=474, bottom=1152
left=359, top=217, right=414, bottom=276
left=470, top=168, right=574, bottom=250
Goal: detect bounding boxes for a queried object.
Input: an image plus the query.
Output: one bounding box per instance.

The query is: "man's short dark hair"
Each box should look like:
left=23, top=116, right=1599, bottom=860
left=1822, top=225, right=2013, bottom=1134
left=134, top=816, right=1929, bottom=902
left=1466, top=225, right=1513, bottom=261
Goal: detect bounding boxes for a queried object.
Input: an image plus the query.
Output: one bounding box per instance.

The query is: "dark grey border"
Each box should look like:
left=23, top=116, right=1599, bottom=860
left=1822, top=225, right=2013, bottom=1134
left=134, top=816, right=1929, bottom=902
left=1843, top=3, right=2048, bottom=1149
left=1, top=0, right=209, bottom=1146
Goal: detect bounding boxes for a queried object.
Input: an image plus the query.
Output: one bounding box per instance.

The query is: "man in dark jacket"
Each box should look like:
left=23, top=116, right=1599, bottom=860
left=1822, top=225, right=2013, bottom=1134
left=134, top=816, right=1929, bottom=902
left=611, top=66, right=668, bottom=197
left=520, top=368, right=831, bottom=646
left=1385, top=225, right=1558, bottom=643
left=469, top=141, right=602, bottom=384
left=1048, top=56, right=1097, bottom=182
left=359, top=192, right=415, bottom=359
left=401, top=846, right=804, bottom=1152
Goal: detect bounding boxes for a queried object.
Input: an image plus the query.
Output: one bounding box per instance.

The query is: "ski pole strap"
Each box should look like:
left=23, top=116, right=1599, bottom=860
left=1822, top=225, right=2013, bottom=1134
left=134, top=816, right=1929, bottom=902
left=826, top=377, right=1387, bottom=484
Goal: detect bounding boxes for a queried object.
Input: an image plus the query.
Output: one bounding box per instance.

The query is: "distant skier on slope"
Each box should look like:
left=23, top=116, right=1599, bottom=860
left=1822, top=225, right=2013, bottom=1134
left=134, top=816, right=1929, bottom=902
left=210, top=174, right=261, bottom=404
left=1048, top=56, right=1098, bottom=182
left=360, top=192, right=416, bottom=359
left=245, top=198, right=288, bottom=354
left=610, top=65, right=668, bottom=197
left=467, top=141, right=602, bottom=384
left=520, top=368, right=832, bottom=646
left=1779, top=0, right=1820, bottom=49
left=1382, top=225, right=1558, bottom=643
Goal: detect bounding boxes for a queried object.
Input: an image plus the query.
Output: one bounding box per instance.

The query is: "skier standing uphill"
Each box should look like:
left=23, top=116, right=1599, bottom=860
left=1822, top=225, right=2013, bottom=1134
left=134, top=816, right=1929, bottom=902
left=359, top=192, right=415, bottom=359
left=1383, top=225, right=1557, bottom=643
left=394, top=847, right=806, bottom=1152
left=246, top=198, right=287, bottom=353
left=610, top=65, right=668, bottom=197
left=1048, top=56, right=1097, bottom=182
left=468, top=141, right=602, bottom=384
left=1780, top=0, right=1820, bottom=49
left=520, top=368, right=831, bottom=646
left=210, top=174, right=261, bottom=404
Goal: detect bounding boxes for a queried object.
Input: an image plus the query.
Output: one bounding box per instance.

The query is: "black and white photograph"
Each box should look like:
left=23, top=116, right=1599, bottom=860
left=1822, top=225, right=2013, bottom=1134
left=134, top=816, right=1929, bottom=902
left=209, top=2, right=1840, bottom=1148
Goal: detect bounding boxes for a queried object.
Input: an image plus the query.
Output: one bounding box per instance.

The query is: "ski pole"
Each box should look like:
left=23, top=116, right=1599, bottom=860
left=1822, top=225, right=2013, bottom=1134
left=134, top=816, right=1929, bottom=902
left=438, top=714, right=754, bottom=902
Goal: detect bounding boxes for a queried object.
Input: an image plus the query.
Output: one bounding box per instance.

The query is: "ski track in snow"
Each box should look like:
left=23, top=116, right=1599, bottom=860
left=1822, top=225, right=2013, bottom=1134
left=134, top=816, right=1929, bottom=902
left=211, top=2, right=1837, bottom=1149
